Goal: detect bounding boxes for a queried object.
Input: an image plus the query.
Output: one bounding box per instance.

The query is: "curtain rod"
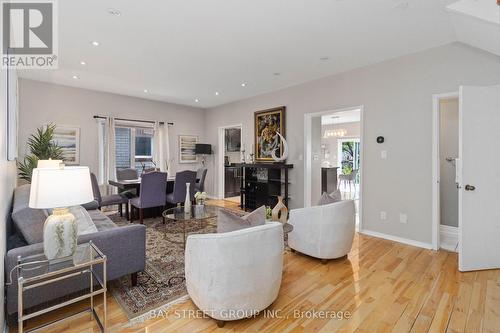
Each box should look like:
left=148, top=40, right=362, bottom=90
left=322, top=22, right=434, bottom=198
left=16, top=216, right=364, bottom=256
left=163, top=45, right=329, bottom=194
left=93, top=115, right=173, bottom=126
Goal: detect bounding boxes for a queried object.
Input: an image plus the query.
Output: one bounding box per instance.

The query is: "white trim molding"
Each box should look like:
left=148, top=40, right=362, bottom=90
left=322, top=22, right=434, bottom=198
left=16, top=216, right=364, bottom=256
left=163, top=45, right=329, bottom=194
left=359, top=229, right=434, bottom=250
left=439, top=225, right=458, bottom=252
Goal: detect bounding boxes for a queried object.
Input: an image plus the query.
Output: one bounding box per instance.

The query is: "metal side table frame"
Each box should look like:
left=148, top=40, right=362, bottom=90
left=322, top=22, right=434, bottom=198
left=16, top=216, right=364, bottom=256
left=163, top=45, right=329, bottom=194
left=17, top=241, right=107, bottom=333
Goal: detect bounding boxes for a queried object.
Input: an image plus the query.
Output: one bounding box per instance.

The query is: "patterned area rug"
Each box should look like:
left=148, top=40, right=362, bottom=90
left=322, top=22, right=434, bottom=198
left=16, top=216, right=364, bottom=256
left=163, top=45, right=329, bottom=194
left=107, top=211, right=220, bottom=322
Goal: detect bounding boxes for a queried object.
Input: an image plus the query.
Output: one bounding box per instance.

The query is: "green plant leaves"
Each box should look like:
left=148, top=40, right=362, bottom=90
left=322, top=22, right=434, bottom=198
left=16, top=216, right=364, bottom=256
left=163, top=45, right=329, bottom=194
left=17, top=124, right=64, bottom=183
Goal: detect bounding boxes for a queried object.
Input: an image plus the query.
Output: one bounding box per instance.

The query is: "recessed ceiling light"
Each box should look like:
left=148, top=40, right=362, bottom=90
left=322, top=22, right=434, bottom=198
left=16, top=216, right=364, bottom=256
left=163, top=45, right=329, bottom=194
left=215, top=91, right=219, bottom=96
left=91, top=41, right=99, bottom=47
left=241, top=83, right=246, bottom=87
left=273, top=72, right=281, bottom=76
left=195, top=98, right=199, bottom=103
left=107, top=8, right=121, bottom=16
left=143, top=89, right=149, bottom=93
left=80, top=61, right=86, bottom=66
left=72, top=75, right=79, bottom=80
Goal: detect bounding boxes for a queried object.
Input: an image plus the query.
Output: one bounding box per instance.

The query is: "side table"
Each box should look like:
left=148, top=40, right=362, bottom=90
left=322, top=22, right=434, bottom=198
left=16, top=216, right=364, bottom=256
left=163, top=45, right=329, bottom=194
left=16, top=241, right=107, bottom=333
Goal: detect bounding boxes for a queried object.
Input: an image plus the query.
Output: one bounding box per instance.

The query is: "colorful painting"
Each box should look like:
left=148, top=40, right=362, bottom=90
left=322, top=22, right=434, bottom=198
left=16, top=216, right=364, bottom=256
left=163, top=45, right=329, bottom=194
left=52, top=126, right=80, bottom=165
left=179, top=135, right=198, bottom=164
left=254, top=106, right=286, bottom=162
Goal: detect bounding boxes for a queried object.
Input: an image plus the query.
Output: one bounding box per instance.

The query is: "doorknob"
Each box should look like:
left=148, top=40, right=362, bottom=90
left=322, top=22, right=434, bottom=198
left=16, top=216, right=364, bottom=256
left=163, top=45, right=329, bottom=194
left=465, top=185, right=476, bottom=191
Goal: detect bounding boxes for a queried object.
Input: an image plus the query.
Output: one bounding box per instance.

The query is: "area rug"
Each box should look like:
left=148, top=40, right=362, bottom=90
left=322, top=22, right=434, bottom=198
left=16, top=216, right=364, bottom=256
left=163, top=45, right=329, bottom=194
left=107, top=211, right=220, bottom=323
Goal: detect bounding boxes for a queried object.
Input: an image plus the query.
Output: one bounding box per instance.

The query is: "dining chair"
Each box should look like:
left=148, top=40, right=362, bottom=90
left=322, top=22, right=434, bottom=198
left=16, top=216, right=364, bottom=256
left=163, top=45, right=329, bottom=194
left=117, top=168, right=139, bottom=198
left=130, top=171, right=168, bottom=224
left=338, top=169, right=358, bottom=193
left=88, top=173, right=130, bottom=219
left=195, top=168, right=208, bottom=192
left=166, top=170, right=197, bottom=206
left=117, top=168, right=138, bottom=180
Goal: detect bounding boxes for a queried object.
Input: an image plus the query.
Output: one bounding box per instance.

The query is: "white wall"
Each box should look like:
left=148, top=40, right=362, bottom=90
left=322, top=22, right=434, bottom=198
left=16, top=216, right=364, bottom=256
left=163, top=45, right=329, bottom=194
left=205, top=42, right=500, bottom=245
left=439, top=98, right=459, bottom=227
left=311, top=116, right=322, bottom=205
left=18, top=79, right=207, bottom=181
left=1, top=69, right=19, bottom=329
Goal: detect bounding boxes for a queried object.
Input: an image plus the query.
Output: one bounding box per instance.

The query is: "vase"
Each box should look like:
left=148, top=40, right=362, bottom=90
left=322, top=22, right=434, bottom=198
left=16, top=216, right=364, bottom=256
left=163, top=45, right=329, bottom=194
left=194, top=204, right=205, bottom=218
left=43, top=207, right=78, bottom=259
left=184, top=183, right=192, bottom=214
left=271, top=196, right=288, bottom=224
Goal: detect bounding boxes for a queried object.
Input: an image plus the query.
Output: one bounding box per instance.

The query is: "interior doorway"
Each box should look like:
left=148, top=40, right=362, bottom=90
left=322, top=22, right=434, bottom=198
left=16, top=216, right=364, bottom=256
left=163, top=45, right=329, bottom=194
left=217, top=124, right=242, bottom=203
left=304, top=106, right=363, bottom=228
left=432, top=93, right=460, bottom=251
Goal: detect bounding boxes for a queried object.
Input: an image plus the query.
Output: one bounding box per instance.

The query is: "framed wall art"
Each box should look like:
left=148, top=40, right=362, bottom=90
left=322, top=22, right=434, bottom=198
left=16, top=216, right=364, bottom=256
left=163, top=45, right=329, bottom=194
left=254, top=106, right=286, bottom=162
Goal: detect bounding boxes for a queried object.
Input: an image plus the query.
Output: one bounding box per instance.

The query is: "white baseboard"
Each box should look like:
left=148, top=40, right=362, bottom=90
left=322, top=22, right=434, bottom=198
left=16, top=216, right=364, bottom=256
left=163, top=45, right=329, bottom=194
left=439, top=225, right=458, bottom=252
left=359, top=229, right=434, bottom=250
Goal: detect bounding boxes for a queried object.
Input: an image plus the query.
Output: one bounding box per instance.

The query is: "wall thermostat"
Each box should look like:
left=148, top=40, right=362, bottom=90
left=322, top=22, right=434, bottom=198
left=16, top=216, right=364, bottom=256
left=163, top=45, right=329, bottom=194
left=376, top=136, right=384, bottom=144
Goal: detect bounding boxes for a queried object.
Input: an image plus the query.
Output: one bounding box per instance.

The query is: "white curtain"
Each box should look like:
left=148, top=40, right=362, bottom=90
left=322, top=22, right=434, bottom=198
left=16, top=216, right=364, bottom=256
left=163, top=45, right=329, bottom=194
left=153, top=121, right=171, bottom=173
left=107, top=117, right=117, bottom=182
left=96, top=118, right=106, bottom=185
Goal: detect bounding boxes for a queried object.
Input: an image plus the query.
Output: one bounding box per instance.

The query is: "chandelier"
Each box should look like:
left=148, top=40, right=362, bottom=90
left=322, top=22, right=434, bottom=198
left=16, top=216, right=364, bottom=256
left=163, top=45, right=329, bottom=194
left=323, top=116, right=346, bottom=138
left=324, top=129, right=346, bottom=138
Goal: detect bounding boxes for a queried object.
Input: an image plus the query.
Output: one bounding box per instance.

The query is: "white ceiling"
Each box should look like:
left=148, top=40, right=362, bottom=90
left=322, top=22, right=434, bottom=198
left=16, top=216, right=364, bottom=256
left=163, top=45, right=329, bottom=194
left=447, top=0, right=500, bottom=57
left=321, top=109, right=361, bottom=126
left=19, top=0, right=463, bottom=108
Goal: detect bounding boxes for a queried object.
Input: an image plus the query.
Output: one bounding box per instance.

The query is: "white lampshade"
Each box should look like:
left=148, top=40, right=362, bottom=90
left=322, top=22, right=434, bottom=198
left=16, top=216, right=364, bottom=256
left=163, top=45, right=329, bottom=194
left=29, top=166, right=94, bottom=209
left=37, top=159, right=63, bottom=168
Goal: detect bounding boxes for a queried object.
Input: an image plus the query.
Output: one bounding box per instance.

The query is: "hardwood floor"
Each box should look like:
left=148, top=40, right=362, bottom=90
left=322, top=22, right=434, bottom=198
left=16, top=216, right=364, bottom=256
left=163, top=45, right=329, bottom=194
left=11, top=200, right=500, bottom=333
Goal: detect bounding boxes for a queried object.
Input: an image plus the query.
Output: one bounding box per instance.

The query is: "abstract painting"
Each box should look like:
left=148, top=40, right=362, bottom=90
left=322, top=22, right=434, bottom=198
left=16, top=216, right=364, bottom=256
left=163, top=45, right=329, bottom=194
left=52, top=126, right=80, bottom=165
left=179, top=135, right=198, bottom=164
left=254, top=106, right=286, bottom=162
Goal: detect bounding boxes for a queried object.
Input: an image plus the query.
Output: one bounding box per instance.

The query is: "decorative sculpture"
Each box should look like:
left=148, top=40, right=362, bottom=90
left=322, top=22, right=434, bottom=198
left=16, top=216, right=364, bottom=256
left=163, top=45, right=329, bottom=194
left=272, top=196, right=288, bottom=224
left=271, top=132, right=289, bottom=162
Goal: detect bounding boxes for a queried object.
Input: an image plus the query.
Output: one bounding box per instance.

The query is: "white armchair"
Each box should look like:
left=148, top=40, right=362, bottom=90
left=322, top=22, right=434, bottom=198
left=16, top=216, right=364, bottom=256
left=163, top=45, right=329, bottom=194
left=288, top=200, right=355, bottom=261
left=185, top=222, right=284, bottom=326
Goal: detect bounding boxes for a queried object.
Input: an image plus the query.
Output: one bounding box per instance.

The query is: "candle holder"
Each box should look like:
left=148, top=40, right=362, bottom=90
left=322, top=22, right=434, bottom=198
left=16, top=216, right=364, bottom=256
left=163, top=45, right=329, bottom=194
left=241, top=149, right=246, bottom=163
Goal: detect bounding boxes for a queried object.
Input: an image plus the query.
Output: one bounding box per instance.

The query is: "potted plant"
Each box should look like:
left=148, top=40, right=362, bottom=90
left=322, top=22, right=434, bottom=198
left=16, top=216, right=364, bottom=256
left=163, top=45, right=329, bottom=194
left=18, top=124, right=64, bottom=182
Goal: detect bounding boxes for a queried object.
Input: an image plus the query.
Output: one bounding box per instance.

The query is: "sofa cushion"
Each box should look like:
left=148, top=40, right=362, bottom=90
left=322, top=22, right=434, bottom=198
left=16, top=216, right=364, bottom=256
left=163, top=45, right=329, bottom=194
left=11, top=185, right=47, bottom=245
left=317, top=190, right=342, bottom=206
left=87, top=209, right=118, bottom=231
left=217, top=205, right=266, bottom=233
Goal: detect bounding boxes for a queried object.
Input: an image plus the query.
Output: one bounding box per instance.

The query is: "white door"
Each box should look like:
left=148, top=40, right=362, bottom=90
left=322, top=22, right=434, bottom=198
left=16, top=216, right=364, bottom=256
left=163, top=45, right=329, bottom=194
left=459, top=84, right=500, bottom=271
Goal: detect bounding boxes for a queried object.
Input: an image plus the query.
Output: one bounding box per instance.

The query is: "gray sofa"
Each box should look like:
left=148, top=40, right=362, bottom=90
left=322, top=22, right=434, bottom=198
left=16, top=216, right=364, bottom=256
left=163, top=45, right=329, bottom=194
left=5, top=184, right=146, bottom=316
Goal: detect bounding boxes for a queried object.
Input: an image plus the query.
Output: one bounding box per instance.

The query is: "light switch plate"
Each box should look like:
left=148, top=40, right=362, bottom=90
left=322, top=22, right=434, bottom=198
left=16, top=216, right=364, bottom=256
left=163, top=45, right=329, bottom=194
left=399, top=213, right=408, bottom=224
left=380, top=211, right=387, bottom=221
left=381, top=150, right=387, bottom=159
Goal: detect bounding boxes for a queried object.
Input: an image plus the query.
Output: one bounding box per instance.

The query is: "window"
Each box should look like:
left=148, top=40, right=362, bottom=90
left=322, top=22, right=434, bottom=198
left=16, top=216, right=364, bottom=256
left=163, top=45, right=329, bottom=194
left=115, top=126, right=154, bottom=171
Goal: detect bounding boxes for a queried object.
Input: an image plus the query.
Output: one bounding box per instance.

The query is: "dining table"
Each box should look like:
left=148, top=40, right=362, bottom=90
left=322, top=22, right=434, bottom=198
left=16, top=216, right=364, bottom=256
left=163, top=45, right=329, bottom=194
left=108, top=176, right=176, bottom=195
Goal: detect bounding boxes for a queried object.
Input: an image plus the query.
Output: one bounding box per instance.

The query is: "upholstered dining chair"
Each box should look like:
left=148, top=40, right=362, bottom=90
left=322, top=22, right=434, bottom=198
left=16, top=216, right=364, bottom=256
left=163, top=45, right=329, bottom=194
left=116, top=168, right=139, bottom=198
left=166, top=170, right=197, bottom=206
left=130, top=171, right=168, bottom=224
left=87, top=173, right=130, bottom=219
left=195, top=168, right=208, bottom=192
left=117, top=168, right=138, bottom=181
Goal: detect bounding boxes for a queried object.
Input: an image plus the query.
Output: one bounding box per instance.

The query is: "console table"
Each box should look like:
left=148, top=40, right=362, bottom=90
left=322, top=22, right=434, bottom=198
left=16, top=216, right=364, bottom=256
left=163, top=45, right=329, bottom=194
left=233, top=163, right=293, bottom=211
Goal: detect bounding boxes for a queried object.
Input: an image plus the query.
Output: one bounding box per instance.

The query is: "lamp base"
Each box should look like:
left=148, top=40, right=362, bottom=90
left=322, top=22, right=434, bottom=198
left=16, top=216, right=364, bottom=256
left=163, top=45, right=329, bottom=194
left=43, top=207, right=78, bottom=260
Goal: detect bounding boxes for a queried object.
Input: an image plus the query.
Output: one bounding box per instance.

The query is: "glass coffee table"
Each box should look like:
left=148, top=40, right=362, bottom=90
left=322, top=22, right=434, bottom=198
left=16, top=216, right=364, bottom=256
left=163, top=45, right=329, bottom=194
left=162, top=205, right=220, bottom=249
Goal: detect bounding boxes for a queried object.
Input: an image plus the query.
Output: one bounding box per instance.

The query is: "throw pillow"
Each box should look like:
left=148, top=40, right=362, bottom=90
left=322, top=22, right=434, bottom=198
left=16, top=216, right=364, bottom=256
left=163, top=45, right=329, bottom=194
left=217, top=205, right=266, bottom=233
left=317, top=190, right=342, bottom=206
left=70, top=206, right=99, bottom=235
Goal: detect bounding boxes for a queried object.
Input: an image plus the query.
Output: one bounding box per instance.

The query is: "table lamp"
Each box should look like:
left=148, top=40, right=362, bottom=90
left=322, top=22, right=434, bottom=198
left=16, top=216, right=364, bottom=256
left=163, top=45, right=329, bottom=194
left=29, top=165, right=94, bottom=259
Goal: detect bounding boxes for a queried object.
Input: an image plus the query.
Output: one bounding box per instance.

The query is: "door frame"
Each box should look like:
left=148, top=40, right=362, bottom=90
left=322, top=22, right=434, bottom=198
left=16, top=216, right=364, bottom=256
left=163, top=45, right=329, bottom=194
left=217, top=124, right=243, bottom=199
left=431, top=91, right=459, bottom=251
left=304, top=105, right=364, bottom=229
